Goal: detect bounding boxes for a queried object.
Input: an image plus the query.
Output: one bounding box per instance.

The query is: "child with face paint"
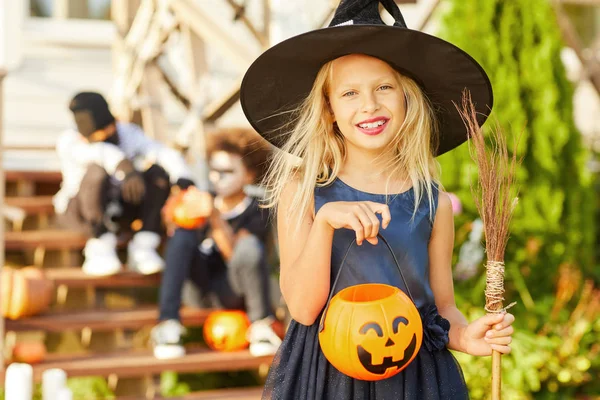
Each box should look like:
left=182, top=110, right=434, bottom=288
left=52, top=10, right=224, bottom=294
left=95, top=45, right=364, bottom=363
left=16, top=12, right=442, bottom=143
left=54, top=92, right=195, bottom=277
left=152, top=127, right=281, bottom=360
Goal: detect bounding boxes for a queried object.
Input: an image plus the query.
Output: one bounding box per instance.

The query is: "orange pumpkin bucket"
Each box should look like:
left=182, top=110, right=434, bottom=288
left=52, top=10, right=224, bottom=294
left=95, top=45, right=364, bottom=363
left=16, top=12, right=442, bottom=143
left=318, top=234, right=423, bottom=381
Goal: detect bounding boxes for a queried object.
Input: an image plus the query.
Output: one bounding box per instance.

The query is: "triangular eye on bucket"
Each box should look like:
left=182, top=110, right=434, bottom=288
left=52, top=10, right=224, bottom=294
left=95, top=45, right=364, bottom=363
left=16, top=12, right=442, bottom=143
left=241, top=0, right=494, bottom=156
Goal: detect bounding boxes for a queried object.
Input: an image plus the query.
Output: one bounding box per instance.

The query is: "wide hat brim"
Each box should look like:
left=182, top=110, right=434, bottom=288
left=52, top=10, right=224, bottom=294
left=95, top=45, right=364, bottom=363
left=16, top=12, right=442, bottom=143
left=241, top=25, right=493, bottom=156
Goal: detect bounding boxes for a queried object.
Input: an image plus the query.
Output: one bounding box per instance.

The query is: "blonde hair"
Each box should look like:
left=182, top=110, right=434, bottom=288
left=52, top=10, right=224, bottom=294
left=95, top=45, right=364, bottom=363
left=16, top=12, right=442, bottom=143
left=262, top=56, right=441, bottom=232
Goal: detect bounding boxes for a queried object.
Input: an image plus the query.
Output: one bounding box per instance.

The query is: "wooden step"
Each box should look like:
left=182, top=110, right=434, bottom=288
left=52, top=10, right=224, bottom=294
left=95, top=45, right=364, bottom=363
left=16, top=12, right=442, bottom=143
left=5, top=306, right=210, bottom=332
left=44, top=267, right=161, bottom=288
left=5, top=229, right=88, bottom=250
left=4, top=229, right=131, bottom=251
left=5, top=196, right=54, bottom=215
left=5, top=170, right=61, bottom=184
left=117, top=387, right=264, bottom=399
left=2, top=348, right=273, bottom=382
left=180, top=387, right=263, bottom=399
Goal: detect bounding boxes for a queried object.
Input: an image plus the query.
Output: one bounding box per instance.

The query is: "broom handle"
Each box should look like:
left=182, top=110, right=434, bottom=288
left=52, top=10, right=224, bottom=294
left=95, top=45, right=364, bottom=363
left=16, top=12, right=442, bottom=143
left=492, top=350, right=502, bottom=399
left=486, top=258, right=505, bottom=400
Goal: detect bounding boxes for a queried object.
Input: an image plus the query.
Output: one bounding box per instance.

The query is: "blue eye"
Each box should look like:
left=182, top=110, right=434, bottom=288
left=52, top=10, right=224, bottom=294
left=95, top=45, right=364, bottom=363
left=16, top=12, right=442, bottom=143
left=343, top=90, right=357, bottom=97
left=378, top=85, right=392, bottom=91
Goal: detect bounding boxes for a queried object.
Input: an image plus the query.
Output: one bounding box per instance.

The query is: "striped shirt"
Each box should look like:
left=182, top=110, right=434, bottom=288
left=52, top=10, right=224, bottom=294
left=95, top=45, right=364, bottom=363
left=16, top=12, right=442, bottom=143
left=53, top=122, right=193, bottom=214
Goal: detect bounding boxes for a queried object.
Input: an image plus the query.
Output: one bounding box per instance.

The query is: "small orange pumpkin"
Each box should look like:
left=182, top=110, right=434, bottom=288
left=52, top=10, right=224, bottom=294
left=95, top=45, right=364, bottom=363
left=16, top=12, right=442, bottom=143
left=164, top=188, right=210, bottom=230
left=1, top=267, right=54, bottom=320
left=203, top=310, right=250, bottom=352
left=12, top=341, right=47, bottom=364
left=319, top=283, right=422, bottom=381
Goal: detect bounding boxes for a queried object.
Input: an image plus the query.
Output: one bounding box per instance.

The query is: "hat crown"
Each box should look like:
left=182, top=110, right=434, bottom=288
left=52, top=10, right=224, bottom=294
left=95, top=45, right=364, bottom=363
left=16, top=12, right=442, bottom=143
left=329, top=0, right=407, bottom=28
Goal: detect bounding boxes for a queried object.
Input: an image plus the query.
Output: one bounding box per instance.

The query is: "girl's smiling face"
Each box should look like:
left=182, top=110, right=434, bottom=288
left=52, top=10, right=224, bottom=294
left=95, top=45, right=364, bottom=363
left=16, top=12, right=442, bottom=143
left=328, top=54, right=407, bottom=154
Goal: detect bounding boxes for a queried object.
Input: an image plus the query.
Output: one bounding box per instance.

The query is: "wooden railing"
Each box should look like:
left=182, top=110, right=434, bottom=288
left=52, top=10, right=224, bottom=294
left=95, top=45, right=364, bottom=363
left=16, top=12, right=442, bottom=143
left=0, top=68, right=7, bottom=371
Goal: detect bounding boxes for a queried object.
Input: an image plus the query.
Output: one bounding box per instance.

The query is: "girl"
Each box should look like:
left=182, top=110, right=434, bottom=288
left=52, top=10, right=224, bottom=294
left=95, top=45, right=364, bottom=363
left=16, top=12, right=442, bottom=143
left=240, top=0, right=514, bottom=398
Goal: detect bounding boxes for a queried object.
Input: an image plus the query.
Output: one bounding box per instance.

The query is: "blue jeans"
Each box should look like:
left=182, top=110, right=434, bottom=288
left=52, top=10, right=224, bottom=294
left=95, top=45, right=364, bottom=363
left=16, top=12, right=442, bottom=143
left=158, top=228, right=274, bottom=322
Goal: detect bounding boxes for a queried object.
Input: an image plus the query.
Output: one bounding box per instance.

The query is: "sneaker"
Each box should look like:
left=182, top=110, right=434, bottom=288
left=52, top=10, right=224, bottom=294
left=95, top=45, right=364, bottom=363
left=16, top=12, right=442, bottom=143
left=247, top=317, right=282, bottom=357
left=127, top=231, right=165, bottom=275
left=151, top=319, right=187, bottom=360
left=82, top=233, right=122, bottom=276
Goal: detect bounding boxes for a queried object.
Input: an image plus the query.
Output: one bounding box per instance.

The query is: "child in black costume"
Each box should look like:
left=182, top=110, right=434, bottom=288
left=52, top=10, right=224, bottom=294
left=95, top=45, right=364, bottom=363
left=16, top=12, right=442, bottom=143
left=151, top=127, right=281, bottom=360
left=54, top=92, right=194, bottom=276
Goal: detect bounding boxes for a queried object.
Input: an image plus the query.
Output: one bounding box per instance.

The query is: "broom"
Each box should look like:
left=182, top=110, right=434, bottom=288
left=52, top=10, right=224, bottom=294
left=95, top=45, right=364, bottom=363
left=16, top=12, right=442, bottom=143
left=457, top=91, right=519, bottom=400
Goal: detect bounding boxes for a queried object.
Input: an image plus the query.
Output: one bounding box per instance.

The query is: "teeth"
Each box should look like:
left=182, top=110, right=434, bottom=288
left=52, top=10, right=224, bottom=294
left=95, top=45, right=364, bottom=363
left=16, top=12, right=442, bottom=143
left=359, top=120, right=386, bottom=129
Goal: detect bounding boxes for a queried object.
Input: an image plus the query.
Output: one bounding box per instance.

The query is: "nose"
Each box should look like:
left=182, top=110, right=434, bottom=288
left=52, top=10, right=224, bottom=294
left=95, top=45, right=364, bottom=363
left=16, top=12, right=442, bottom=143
left=385, top=338, right=395, bottom=347
left=361, top=92, right=380, bottom=113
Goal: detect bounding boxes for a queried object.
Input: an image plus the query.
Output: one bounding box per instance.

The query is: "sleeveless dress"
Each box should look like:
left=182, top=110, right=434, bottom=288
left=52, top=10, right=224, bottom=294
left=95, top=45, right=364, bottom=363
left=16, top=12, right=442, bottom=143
left=263, top=178, right=469, bottom=400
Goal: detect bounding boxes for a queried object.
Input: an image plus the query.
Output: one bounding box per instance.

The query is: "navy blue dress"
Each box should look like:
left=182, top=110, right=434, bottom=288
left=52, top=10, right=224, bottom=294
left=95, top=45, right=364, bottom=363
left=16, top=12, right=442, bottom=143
left=263, top=178, right=469, bottom=399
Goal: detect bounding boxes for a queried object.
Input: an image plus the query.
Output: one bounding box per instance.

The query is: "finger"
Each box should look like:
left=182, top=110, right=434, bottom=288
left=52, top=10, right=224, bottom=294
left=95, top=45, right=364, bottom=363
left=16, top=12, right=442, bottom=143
left=469, top=313, right=505, bottom=337
left=494, top=313, right=515, bottom=330
left=486, top=325, right=514, bottom=338
left=485, top=336, right=512, bottom=346
left=367, top=202, right=391, bottom=229
left=490, top=344, right=511, bottom=354
left=355, top=204, right=376, bottom=241
left=359, top=203, right=381, bottom=240
left=347, top=215, right=365, bottom=245
left=481, top=313, right=506, bottom=328
left=351, top=204, right=373, bottom=239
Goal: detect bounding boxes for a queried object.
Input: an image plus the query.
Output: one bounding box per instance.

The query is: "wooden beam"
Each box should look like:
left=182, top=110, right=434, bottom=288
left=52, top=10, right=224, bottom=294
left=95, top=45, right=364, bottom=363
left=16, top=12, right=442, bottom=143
left=0, top=69, right=6, bottom=370
left=156, top=63, right=191, bottom=109
left=53, top=0, right=88, bottom=19
left=203, top=81, right=242, bottom=123
left=111, top=0, right=141, bottom=121
left=553, top=1, right=600, bottom=95
left=112, top=0, right=142, bottom=37
left=263, top=0, right=271, bottom=47
left=181, top=23, right=208, bottom=93
left=224, top=0, right=269, bottom=48
left=123, top=0, right=154, bottom=50
left=124, top=6, right=177, bottom=101
left=416, top=0, right=442, bottom=31
left=139, top=64, right=169, bottom=143
left=169, top=0, right=256, bottom=69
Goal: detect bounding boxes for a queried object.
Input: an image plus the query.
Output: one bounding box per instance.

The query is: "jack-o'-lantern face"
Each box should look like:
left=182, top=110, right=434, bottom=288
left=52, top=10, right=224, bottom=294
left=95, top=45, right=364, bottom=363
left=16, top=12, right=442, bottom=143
left=356, top=316, right=418, bottom=375
left=319, top=283, right=423, bottom=381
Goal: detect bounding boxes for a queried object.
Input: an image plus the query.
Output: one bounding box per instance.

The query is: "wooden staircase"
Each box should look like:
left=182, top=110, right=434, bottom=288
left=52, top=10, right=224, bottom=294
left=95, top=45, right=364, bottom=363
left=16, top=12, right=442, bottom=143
left=2, top=171, right=271, bottom=398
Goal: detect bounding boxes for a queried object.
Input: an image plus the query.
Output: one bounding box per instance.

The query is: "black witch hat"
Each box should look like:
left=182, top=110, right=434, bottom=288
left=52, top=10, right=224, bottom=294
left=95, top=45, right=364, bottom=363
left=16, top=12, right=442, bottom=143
left=240, top=0, right=493, bottom=156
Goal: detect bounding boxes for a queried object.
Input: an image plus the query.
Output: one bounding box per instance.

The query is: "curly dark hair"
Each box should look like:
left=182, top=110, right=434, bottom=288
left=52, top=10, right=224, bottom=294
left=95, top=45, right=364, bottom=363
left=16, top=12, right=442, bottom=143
left=205, top=127, right=273, bottom=184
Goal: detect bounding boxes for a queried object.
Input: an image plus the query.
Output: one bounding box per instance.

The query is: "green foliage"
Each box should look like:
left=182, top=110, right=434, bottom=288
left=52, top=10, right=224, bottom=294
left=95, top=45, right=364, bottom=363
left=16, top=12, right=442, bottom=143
left=437, top=0, right=598, bottom=397
left=160, top=370, right=261, bottom=397
left=439, top=0, right=596, bottom=290
left=66, top=377, right=115, bottom=399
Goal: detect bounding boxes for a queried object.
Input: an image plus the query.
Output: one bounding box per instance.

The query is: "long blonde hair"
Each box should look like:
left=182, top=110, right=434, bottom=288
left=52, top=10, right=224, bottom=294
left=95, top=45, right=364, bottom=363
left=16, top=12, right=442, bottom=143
left=262, top=57, right=441, bottom=232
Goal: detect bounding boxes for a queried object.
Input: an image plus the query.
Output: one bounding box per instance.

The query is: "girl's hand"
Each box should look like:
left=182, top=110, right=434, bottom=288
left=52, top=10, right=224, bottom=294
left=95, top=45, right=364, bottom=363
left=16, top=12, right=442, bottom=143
left=181, top=187, right=213, bottom=218
left=462, top=312, right=515, bottom=356
left=317, top=201, right=391, bottom=246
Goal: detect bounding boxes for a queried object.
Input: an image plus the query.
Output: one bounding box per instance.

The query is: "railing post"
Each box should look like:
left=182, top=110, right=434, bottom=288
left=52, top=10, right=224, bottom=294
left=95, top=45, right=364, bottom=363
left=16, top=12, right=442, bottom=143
left=0, top=68, right=7, bottom=371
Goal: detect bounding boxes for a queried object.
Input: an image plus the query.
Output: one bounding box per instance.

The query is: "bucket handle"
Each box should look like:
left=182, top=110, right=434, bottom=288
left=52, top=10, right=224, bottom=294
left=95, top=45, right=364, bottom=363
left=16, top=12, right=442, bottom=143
left=318, top=233, right=415, bottom=333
